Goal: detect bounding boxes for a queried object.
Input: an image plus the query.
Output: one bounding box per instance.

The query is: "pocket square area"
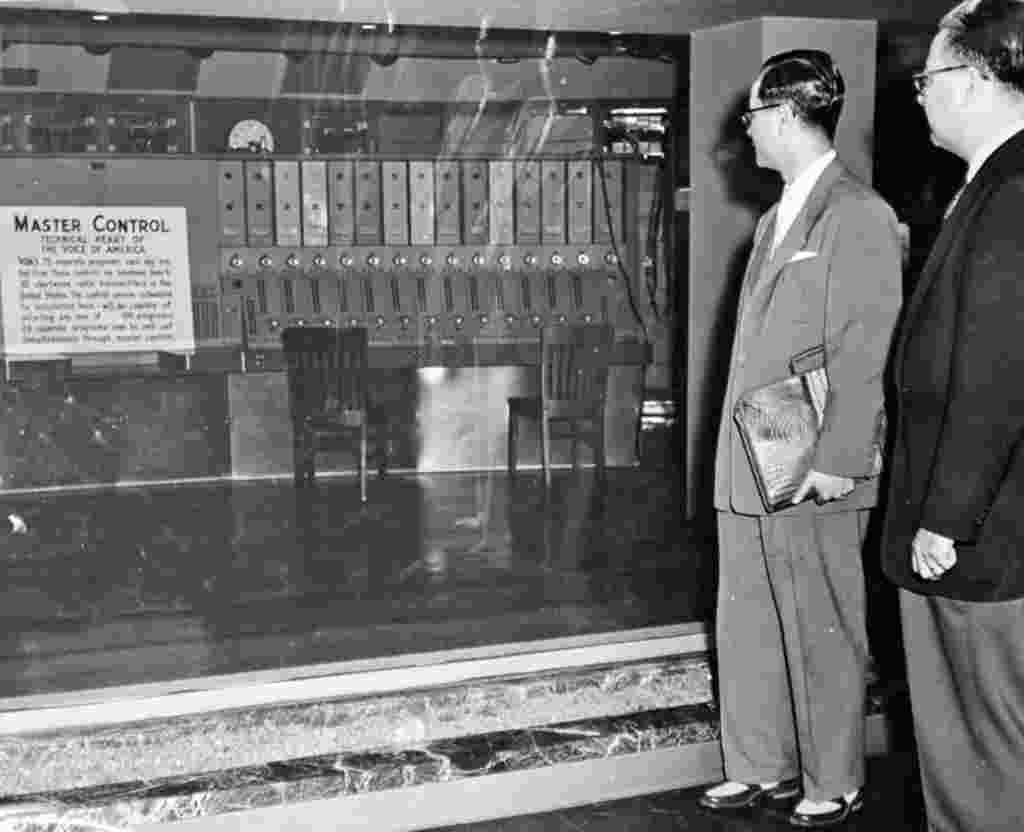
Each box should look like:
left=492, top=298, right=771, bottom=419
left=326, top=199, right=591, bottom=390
left=787, top=250, right=818, bottom=263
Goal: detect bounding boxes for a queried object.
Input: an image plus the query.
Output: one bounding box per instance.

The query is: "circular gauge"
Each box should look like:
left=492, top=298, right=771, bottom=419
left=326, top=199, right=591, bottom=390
left=228, top=119, right=275, bottom=153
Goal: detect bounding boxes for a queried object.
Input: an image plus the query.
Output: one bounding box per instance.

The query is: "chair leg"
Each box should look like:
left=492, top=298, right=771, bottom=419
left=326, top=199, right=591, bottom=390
left=541, top=413, right=551, bottom=489
left=359, top=424, right=368, bottom=503
left=507, top=410, right=518, bottom=476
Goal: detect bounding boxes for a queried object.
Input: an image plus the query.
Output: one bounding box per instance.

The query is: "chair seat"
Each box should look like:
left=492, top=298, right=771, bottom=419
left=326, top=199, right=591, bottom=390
left=307, top=409, right=366, bottom=430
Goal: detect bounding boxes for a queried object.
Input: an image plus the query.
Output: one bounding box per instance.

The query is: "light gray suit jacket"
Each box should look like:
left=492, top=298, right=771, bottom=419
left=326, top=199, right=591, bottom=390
left=714, top=159, right=903, bottom=517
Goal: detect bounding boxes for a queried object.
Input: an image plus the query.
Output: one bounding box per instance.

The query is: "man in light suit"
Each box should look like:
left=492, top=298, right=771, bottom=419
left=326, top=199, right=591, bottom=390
left=700, top=50, right=903, bottom=828
left=883, top=2, right=1024, bottom=829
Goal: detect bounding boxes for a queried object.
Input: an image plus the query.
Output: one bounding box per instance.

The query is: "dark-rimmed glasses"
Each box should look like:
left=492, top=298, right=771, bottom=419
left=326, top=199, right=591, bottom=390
left=739, top=102, right=784, bottom=128
left=912, top=64, right=970, bottom=95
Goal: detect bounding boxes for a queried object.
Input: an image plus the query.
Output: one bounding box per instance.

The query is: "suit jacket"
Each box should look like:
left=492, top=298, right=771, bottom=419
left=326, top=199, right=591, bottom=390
left=881, top=129, right=1024, bottom=602
left=714, top=159, right=903, bottom=516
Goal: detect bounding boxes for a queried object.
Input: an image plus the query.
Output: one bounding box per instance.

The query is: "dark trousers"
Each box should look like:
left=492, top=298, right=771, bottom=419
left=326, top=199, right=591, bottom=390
left=715, top=510, right=870, bottom=801
left=900, top=589, right=1024, bottom=832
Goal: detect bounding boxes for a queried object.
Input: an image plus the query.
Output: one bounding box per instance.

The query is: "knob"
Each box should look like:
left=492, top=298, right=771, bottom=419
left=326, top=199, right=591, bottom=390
left=339, top=253, right=354, bottom=267
left=523, top=254, right=537, bottom=267
left=446, top=253, right=460, bottom=267
left=530, top=314, right=542, bottom=327
left=505, top=313, right=517, bottom=326
left=471, top=253, right=484, bottom=267
left=312, top=254, right=326, bottom=268
left=454, top=315, right=465, bottom=329
left=420, top=254, right=434, bottom=267
left=324, top=318, right=334, bottom=327
left=348, top=317, right=359, bottom=327
left=604, top=252, right=618, bottom=266
left=296, top=319, right=307, bottom=327
left=551, top=253, right=564, bottom=266
left=641, top=255, right=654, bottom=268
left=399, top=315, right=411, bottom=330
left=556, top=313, right=567, bottom=324
left=286, top=254, right=299, bottom=268
left=577, top=252, right=591, bottom=266
left=366, top=254, right=380, bottom=268
left=582, top=313, right=594, bottom=323
left=426, top=315, right=438, bottom=328
left=375, top=315, right=385, bottom=328
left=258, top=254, right=272, bottom=268
left=229, top=254, right=243, bottom=269
left=478, top=313, right=490, bottom=326
left=393, top=254, right=408, bottom=267
left=498, top=254, right=512, bottom=269
left=269, top=318, right=280, bottom=330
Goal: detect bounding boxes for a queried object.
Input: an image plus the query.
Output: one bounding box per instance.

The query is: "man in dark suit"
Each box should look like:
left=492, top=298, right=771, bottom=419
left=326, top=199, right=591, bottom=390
left=700, top=51, right=903, bottom=828
left=883, top=1, right=1024, bottom=829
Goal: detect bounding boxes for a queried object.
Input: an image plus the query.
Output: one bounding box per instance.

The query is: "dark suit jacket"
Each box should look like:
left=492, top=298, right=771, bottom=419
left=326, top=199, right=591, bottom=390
left=882, top=128, right=1024, bottom=602
left=714, top=159, right=903, bottom=516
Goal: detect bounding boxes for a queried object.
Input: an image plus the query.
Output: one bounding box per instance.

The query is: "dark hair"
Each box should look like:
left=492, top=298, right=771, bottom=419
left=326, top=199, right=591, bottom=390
left=941, top=0, right=1024, bottom=95
left=757, top=49, right=845, bottom=140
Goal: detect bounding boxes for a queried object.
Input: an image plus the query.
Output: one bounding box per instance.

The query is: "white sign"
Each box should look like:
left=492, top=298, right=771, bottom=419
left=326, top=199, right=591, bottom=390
left=0, top=207, right=195, bottom=359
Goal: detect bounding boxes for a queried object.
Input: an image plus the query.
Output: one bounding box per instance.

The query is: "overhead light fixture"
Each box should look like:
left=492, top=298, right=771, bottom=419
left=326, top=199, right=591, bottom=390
left=495, top=56, right=520, bottom=64
left=91, top=13, right=110, bottom=22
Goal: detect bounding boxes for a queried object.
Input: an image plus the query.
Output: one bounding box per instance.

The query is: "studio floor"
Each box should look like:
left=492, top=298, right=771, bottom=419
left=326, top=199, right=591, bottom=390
left=429, top=750, right=927, bottom=832
left=0, top=465, right=711, bottom=698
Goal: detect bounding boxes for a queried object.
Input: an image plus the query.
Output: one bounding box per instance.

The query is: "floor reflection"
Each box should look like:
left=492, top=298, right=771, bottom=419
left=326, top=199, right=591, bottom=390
left=0, top=465, right=710, bottom=697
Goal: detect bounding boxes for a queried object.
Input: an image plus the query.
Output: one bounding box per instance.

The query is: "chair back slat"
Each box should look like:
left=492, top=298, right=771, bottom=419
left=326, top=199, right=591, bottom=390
left=282, top=326, right=367, bottom=416
left=541, top=324, right=614, bottom=403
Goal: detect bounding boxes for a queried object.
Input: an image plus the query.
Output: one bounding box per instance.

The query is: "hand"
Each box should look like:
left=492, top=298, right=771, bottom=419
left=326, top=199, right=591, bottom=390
left=792, top=470, right=856, bottom=505
left=911, top=528, right=957, bottom=580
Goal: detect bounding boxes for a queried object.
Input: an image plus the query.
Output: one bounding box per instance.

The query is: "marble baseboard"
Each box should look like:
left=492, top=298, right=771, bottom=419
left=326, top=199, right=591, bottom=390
left=0, top=703, right=720, bottom=830
left=0, top=655, right=714, bottom=796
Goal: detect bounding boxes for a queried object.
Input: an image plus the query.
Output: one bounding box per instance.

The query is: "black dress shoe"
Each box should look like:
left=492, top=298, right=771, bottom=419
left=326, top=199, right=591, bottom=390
left=789, top=791, right=864, bottom=828
left=699, top=777, right=802, bottom=811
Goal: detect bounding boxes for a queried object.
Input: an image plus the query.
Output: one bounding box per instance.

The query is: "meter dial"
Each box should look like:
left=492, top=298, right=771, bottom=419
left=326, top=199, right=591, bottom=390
left=228, top=119, right=275, bottom=153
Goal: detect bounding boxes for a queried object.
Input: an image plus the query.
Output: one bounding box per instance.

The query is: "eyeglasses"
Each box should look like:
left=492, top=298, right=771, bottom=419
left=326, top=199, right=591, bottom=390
left=740, top=102, right=784, bottom=128
left=911, top=64, right=970, bottom=95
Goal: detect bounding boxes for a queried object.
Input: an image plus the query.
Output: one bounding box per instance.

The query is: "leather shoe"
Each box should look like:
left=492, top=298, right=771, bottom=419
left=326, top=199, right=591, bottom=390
left=789, top=791, right=864, bottom=827
left=699, top=777, right=802, bottom=811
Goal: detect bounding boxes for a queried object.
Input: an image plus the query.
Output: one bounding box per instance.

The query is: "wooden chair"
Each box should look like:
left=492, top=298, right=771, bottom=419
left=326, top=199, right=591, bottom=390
left=282, top=326, right=372, bottom=502
left=507, top=323, right=615, bottom=488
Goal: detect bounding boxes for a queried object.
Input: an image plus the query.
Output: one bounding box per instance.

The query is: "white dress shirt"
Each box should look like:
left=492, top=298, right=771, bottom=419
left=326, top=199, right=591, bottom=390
left=771, top=149, right=837, bottom=256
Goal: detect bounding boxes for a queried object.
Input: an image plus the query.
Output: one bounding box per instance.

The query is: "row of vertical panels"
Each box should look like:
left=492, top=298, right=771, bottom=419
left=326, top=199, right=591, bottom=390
left=217, top=158, right=625, bottom=249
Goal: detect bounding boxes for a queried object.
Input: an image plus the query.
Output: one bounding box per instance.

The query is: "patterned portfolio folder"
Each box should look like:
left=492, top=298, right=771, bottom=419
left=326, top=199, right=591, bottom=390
left=733, top=345, right=828, bottom=513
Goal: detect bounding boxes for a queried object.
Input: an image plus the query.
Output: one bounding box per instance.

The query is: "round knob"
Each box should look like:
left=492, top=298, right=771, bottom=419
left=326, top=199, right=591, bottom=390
left=324, top=318, right=334, bottom=327
left=498, top=254, right=512, bottom=269
left=375, top=315, right=385, bottom=328
left=551, top=253, right=564, bottom=266
left=229, top=254, right=243, bottom=269
left=399, top=315, right=411, bottom=330
left=420, top=254, right=433, bottom=267
left=523, top=254, right=537, bottom=267
left=426, top=315, right=438, bottom=327
left=286, top=254, right=299, bottom=268
left=269, top=318, right=280, bottom=330
left=577, top=252, right=591, bottom=266
left=297, top=319, right=307, bottom=327
left=312, top=254, right=326, bottom=268
left=530, top=314, right=542, bottom=327
left=446, top=253, right=460, bottom=267
left=641, top=255, right=654, bottom=268
left=471, top=253, right=484, bottom=267
left=339, top=254, right=353, bottom=267
left=556, top=313, right=567, bottom=324
left=348, top=317, right=359, bottom=327
left=478, top=313, right=490, bottom=326
left=367, top=254, right=380, bottom=268
left=505, top=313, right=517, bottom=325
left=604, top=252, right=618, bottom=266
left=258, top=255, right=272, bottom=268
left=582, top=313, right=594, bottom=323
left=454, top=315, right=465, bottom=329
left=393, top=254, right=408, bottom=267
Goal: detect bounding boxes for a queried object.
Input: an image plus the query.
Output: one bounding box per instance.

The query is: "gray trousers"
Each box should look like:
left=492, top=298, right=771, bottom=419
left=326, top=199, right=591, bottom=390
left=900, top=589, right=1024, bottom=832
left=715, top=510, right=870, bottom=801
